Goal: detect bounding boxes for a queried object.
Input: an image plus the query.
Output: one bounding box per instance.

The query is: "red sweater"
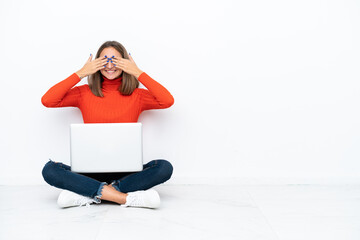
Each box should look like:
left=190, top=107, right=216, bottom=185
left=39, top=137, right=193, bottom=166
left=41, top=72, right=174, bottom=123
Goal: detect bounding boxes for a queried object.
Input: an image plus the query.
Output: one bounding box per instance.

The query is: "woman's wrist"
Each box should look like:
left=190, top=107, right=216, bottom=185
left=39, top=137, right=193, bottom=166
left=135, top=70, right=144, bottom=79
left=75, top=70, right=87, bottom=79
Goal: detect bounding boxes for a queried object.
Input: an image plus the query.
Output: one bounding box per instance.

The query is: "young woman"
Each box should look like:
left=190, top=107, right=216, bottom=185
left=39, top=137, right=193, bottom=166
left=41, top=41, right=174, bottom=209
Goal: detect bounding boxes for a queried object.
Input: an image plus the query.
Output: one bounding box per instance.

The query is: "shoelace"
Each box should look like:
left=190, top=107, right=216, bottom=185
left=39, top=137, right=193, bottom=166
left=124, top=194, right=144, bottom=207
left=74, top=197, right=94, bottom=208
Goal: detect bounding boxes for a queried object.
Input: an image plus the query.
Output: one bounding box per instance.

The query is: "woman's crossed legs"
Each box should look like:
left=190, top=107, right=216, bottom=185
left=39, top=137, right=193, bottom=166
left=41, top=159, right=173, bottom=205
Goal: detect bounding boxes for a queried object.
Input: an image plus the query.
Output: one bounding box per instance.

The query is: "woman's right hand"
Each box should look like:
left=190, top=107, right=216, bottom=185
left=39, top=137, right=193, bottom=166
left=75, top=54, right=108, bottom=79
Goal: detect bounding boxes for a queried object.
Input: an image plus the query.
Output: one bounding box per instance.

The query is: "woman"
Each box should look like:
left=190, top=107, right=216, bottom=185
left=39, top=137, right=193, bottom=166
left=41, top=41, right=174, bottom=209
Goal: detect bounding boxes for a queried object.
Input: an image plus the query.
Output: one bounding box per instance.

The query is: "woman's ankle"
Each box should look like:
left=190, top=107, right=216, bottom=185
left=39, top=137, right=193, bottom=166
left=100, top=184, right=128, bottom=204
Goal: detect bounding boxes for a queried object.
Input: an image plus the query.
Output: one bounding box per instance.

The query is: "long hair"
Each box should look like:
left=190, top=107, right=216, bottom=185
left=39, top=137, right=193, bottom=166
left=88, top=41, right=139, bottom=97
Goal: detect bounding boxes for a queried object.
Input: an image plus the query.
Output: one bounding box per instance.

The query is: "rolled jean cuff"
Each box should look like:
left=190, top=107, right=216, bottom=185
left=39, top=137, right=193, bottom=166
left=94, top=182, right=107, bottom=204
left=110, top=180, right=121, bottom=192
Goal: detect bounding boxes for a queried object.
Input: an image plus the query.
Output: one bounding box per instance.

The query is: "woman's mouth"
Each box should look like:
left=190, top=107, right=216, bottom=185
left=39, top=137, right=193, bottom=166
left=106, top=70, right=116, bottom=74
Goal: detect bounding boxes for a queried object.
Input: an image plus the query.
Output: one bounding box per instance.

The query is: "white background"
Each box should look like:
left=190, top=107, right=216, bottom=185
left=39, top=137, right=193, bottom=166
left=0, top=0, right=359, bottom=185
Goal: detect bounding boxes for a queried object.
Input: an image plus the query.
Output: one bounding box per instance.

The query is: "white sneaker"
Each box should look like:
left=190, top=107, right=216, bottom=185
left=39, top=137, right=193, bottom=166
left=123, top=189, right=161, bottom=209
left=57, top=190, right=96, bottom=208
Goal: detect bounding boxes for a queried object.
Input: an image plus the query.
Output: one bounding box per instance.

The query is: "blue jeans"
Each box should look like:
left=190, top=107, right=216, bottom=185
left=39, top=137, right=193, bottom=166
left=42, top=159, right=173, bottom=203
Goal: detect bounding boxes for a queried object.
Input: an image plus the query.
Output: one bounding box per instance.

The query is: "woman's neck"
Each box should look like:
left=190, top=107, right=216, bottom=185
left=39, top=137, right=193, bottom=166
left=102, top=75, right=122, bottom=91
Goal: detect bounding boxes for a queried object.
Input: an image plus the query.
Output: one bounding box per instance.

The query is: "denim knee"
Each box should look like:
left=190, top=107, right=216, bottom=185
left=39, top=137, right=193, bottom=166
left=156, top=159, right=173, bottom=183
left=42, top=160, right=60, bottom=187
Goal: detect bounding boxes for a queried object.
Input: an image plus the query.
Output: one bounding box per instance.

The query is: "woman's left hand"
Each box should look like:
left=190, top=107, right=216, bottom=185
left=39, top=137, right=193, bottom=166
left=112, top=55, right=143, bottom=78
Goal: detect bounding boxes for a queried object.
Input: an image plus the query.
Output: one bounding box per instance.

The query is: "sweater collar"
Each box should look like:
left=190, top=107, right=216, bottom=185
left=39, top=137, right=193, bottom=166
left=101, top=75, right=122, bottom=91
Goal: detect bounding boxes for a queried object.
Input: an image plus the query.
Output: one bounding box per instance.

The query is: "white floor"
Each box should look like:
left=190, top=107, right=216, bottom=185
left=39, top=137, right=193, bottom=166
left=1, top=184, right=360, bottom=240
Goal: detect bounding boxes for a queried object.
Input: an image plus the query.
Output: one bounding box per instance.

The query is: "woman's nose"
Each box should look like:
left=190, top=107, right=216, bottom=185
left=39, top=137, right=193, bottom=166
left=106, top=59, right=113, bottom=68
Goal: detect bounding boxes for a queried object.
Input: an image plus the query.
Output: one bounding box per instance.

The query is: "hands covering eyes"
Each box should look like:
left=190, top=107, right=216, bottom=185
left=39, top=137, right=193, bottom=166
left=76, top=54, right=143, bottom=79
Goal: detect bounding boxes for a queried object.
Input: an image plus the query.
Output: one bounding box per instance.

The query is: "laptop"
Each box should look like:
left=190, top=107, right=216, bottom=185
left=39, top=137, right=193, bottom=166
left=70, top=123, right=143, bottom=173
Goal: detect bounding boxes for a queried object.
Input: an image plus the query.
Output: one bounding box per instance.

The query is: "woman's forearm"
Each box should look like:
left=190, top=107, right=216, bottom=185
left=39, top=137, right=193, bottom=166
left=138, top=72, right=174, bottom=107
left=41, top=73, right=81, bottom=107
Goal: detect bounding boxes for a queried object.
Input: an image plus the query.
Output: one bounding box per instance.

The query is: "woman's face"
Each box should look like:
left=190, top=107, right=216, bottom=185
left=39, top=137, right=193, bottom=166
left=99, top=47, right=123, bottom=80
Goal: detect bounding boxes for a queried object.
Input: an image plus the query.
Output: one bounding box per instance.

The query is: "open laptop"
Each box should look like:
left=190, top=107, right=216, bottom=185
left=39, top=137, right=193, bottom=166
left=70, top=123, right=143, bottom=173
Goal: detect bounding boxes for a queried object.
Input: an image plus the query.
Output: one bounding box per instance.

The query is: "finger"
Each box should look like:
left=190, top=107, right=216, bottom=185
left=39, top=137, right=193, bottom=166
left=95, top=59, right=108, bottom=67
left=87, top=54, right=93, bottom=62
left=94, top=55, right=106, bottom=60
left=113, top=60, right=124, bottom=66
left=95, top=56, right=107, bottom=61
left=129, top=54, right=135, bottom=63
left=96, top=62, right=108, bottom=69
left=114, top=63, right=124, bottom=69
left=112, top=57, right=125, bottom=64
left=111, top=58, right=123, bottom=65
left=114, top=58, right=129, bottom=66
left=95, top=65, right=106, bottom=71
left=111, top=58, right=119, bottom=63
left=95, top=58, right=108, bottom=65
left=113, top=60, right=126, bottom=69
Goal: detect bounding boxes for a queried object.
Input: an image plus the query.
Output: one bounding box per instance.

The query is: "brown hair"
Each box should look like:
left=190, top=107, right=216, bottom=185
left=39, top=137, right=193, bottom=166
left=88, top=41, right=139, bottom=97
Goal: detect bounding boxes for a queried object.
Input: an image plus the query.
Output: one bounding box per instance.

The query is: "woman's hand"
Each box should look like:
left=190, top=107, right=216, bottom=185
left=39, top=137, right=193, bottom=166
left=76, top=54, right=108, bottom=79
left=112, top=55, right=143, bottom=78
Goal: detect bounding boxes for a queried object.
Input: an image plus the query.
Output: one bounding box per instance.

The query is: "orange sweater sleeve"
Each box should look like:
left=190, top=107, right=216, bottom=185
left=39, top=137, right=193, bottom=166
left=41, top=73, right=82, bottom=108
left=138, top=72, right=174, bottom=111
